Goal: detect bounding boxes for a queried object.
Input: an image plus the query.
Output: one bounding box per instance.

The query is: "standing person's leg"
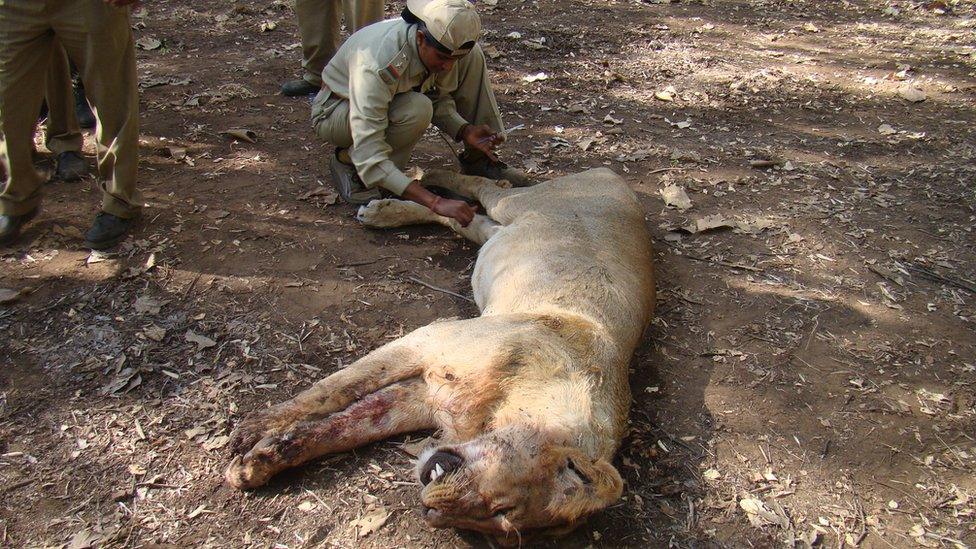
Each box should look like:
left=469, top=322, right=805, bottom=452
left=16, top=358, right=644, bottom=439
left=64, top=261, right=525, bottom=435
left=70, top=60, right=96, bottom=129
left=44, top=41, right=88, bottom=181
left=450, top=45, right=531, bottom=187
left=54, top=0, right=142, bottom=249
left=342, top=0, right=385, bottom=32
left=0, top=0, right=54, bottom=244
left=283, top=0, right=342, bottom=96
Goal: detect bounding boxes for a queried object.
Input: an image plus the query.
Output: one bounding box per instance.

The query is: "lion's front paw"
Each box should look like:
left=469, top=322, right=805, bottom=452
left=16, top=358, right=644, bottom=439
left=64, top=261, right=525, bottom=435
left=227, top=416, right=276, bottom=457
left=225, top=431, right=304, bottom=490
left=356, top=199, right=398, bottom=227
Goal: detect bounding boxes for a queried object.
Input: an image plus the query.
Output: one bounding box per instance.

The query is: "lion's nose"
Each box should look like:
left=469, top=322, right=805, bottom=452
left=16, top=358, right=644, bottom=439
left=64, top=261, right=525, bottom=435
left=420, top=450, right=464, bottom=485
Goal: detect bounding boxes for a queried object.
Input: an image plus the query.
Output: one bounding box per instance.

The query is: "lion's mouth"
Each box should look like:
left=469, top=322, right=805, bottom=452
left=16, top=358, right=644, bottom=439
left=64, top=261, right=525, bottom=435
left=419, top=449, right=464, bottom=485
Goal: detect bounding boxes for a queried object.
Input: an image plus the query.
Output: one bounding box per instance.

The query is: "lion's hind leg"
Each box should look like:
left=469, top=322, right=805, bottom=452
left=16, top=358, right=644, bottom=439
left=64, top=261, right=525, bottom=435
left=357, top=198, right=501, bottom=245
left=419, top=169, right=525, bottom=223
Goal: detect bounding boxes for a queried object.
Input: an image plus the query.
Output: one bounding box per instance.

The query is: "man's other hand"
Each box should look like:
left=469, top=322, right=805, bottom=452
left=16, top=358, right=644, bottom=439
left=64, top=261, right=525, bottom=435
left=459, top=124, right=500, bottom=161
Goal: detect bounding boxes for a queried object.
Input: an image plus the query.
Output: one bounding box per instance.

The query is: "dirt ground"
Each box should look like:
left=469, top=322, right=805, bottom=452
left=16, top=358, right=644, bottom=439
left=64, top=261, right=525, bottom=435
left=2, top=0, right=975, bottom=547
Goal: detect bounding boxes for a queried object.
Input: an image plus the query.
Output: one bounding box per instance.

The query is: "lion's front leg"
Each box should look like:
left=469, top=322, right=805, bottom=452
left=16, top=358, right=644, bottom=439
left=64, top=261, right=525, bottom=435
left=227, top=335, right=428, bottom=459
left=226, top=378, right=434, bottom=489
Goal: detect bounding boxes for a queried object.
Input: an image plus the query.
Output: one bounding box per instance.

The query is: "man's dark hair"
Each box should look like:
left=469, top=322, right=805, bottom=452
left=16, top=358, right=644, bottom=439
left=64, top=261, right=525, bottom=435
left=401, top=7, right=422, bottom=24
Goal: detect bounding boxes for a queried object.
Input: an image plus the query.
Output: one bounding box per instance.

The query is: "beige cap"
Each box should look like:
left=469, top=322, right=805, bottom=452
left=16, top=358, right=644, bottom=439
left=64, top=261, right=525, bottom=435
left=407, top=0, right=482, bottom=56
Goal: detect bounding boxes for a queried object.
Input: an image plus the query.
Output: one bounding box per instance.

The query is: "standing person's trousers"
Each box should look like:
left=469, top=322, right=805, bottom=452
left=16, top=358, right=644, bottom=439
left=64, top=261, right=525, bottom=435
left=0, top=0, right=141, bottom=218
left=295, top=0, right=385, bottom=86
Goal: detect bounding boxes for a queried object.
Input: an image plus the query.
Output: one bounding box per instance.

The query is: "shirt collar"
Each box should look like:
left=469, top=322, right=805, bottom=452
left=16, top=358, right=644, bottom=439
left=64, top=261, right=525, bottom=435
left=406, top=23, right=429, bottom=81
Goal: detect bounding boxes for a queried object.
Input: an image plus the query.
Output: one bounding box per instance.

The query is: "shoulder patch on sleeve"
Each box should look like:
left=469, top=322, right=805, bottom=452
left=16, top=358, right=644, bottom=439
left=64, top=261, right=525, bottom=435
left=377, top=47, right=409, bottom=86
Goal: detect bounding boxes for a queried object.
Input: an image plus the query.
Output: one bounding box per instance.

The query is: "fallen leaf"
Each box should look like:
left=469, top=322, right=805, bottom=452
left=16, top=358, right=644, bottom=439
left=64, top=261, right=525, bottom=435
left=351, top=507, right=390, bottom=538
left=101, top=368, right=141, bottom=395
left=203, top=435, right=230, bottom=451
left=67, top=528, right=102, bottom=549
left=878, top=123, right=897, bottom=135
left=683, top=214, right=735, bottom=234
left=187, top=505, right=208, bottom=519
left=299, top=187, right=339, bottom=205
left=0, top=287, right=28, bottom=304
left=134, top=295, right=164, bottom=315
left=898, top=85, right=927, bottom=102
left=660, top=185, right=692, bottom=210
left=260, top=20, right=277, bottom=32
left=86, top=250, right=115, bottom=264
left=749, top=159, right=780, bottom=169
left=739, top=497, right=787, bottom=528
left=703, top=468, right=722, bottom=480
left=298, top=501, right=317, bottom=512
left=655, top=90, right=674, bottom=102
left=603, top=114, right=624, bottom=125
left=136, top=37, right=163, bottom=50
left=522, top=72, right=548, bottom=83
left=52, top=224, right=84, bottom=239
left=803, top=22, right=820, bottom=33
left=220, top=128, right=257, bottom=143
left=185, top=331, right=217, bottom=351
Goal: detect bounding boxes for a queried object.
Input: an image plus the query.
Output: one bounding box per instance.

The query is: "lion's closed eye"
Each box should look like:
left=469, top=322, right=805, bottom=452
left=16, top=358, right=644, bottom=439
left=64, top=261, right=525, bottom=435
left=564, top=458, right=591, bottom=485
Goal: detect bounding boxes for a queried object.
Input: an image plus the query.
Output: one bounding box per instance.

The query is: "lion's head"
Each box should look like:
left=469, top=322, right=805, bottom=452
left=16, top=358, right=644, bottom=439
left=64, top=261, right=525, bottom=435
left=415, top=427, right=623, bottom=544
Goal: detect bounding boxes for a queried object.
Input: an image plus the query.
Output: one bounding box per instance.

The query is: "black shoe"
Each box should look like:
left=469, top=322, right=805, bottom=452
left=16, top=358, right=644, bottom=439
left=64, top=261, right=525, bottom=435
left=74, top=86, right=96, bottom=129
left=280, top=78, right=320, bottom=97
left=55, top=151, right=88, bottom=181
left=83, top=212, right=134, bottom=250
left=0, top=207, right=40, bottom=246
left=458, top=150, right=533, bottom=187
left=330, top=151, right=381, bottom=205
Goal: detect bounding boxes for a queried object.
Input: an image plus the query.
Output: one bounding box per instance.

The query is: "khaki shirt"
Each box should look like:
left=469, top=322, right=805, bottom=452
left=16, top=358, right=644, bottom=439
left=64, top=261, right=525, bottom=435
left=312, top=19, right=471, bottom=194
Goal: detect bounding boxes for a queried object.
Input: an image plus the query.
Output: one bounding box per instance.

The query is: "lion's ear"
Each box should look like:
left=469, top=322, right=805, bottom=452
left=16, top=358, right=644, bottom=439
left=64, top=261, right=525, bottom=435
left=579, top=456, right=624, bottom=506
left=549, top=449, right=624, bottom=522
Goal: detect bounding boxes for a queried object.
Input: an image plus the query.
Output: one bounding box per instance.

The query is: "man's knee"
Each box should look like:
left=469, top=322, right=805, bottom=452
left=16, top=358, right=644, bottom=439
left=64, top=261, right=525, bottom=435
left=389, top=92, right=433, bottom=131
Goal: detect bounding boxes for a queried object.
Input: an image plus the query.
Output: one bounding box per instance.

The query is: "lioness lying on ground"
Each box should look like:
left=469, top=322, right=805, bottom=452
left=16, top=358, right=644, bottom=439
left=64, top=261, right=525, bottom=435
left=225, top=168, right=655, bottom=543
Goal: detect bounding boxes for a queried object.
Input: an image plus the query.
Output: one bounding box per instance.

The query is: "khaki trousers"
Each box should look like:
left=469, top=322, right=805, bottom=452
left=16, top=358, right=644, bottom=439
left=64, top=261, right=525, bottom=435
left=313, top=44, right=504, bottom=172
left=44, top=42, right=82, bottom=156
left=0, top=0, right=141, bottom=218
left=296, top=0, right=385, bottom=86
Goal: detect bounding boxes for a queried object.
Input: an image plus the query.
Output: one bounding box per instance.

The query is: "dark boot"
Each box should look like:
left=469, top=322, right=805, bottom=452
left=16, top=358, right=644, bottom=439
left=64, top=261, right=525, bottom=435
left=330, top=150, right=381, bottom=205
left=280, top=78, right=320, bottom=97
left=83, top=212, right=134, bottom=250
left=458, top=150, right=533, bottom=187
left=0, top=207, right=40, bottom=246
left=74, top=84, right=96, bottom=129
left=55, top=151, right=88, bottom=181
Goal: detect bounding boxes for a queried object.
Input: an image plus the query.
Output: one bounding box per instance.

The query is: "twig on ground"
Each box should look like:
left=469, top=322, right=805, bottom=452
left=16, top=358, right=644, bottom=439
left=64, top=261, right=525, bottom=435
left=907, top=263, right=976, bottom=294
left=407, top=277, right=474, bottom=303
left=683, top=253, right=763, bottom=272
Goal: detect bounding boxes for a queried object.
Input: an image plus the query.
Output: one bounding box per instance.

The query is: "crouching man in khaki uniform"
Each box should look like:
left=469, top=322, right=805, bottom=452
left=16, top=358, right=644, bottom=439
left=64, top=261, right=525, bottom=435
left=311, top=0, right=529, bottom=226
left=0, top=0, right=142, bottom=249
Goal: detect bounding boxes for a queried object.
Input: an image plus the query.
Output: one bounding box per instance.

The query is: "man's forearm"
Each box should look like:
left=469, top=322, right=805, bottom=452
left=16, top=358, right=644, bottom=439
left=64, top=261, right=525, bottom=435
left=400, top=181, right=442, bottom=210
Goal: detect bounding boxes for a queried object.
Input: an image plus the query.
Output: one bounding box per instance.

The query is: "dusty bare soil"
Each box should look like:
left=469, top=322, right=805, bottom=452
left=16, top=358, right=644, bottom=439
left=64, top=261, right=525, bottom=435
left=2, top=0, right=975, bottom=547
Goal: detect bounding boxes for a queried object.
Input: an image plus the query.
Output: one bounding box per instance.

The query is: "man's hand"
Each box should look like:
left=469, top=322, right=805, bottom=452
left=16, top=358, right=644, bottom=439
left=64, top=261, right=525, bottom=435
left=459, top=124, right=500, bottom=161
left=430, top=196, right=476, bottom=227
left=401, top=181, right=477, bottom=227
